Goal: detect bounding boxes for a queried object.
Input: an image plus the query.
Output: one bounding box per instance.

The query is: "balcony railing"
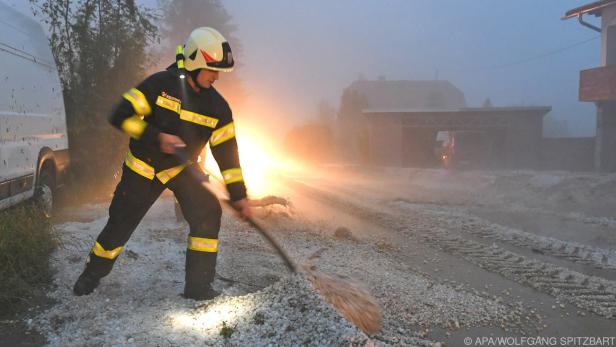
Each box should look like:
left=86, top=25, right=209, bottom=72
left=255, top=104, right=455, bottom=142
left=579, top=65, right=616, bottom=102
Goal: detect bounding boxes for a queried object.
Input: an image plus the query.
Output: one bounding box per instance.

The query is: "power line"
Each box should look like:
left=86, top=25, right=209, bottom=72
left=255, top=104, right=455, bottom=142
left=491, top=36, right=599, bottom=69
left=447, top=36, right=599, bottom=74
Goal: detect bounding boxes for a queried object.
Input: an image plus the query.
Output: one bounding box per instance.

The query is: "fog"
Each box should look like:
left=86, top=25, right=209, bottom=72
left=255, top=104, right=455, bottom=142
left=221, top=0, right=599, bottom=137
left=3, top=2, right=616, bottom=344
left=4, top=0, right=600, bottom=138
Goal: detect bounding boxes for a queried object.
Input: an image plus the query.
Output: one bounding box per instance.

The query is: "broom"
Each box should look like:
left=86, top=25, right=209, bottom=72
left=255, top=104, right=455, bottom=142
left=174, top=150, right=382, bottom=335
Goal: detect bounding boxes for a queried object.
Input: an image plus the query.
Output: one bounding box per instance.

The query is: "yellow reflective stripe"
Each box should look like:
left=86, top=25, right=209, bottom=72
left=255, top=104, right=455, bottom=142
left=177, top=60, right=185, bottom=69
left=121, top=115, right=147, bottom=139
left=179, top=110, right=219, bottom=128
left=92, top=242, right=123, bottom=260
left=210, top=122, right=235, bottom=147
left=222, top=168, right=244, bottom=184
left=124, top=150, right=185, bottom=184
left=125, top=151, right=155, bottom=180
left=156, top=95, right=181, bottom=114
left=155, top=164, right=186, bottom=184
left=188, top=236, right=218, bottom=253
left=123, top=88, right=151, bottom=116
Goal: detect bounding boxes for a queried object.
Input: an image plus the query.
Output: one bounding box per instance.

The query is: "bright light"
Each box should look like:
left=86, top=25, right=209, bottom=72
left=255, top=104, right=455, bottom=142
left=169, top=299, right=253, bottom=332
left=204, top=123, right=304, bottom=197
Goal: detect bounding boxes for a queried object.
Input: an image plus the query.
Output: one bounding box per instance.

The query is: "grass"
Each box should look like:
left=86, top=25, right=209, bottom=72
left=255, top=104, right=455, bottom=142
left=252, top=311, right=266, bottom=325
left=0, top=202, right=57, bottom=315
left=219, top=321, right=235, bottom=340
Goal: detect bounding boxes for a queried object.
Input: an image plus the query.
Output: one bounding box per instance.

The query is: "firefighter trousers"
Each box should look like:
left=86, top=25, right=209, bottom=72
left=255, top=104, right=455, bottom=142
left=81, top=163, right=222, bottom=294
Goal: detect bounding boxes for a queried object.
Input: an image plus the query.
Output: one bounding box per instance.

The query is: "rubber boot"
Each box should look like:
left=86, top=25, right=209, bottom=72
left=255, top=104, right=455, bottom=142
left=73, top=271, right=101, bottom=296
left=183, top=282, right=220, bottom=300
left=183, top=250, right=219, bottom=300
left=73, top=252, right=116, bottom=296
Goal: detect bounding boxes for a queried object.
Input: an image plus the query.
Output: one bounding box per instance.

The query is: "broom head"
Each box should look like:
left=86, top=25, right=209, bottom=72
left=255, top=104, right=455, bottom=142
left=303, top=268, right=382, bottom=335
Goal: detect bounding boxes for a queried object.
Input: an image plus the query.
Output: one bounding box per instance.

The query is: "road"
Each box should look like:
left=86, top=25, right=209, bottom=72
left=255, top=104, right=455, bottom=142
left=281, top=167, right=616, bottom=345
left=27, top=167, right=616, bottom=346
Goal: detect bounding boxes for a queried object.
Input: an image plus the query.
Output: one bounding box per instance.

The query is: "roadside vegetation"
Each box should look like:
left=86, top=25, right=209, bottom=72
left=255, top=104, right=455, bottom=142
left=0, top=0, right=240, bottom=317
left=28, top=0, right=243, bottom=203
left=0, top=203, right=56, bottom=315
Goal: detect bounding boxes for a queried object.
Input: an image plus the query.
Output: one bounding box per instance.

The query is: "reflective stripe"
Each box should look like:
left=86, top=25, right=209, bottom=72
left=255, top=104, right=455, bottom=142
left=188, top=236, right=218, bottom=253
left=156, top=95, right=181, bottom=114
left=123, top=88, right=151, bottom=116
left=179, top=109, right=219, bottom=128
left=121, top=115, right=147, bottom=139
left=92, top=242, right=123, bottom=260
left=125, top=151, right=155, bottom=180
left=156, top=164, right=186, bottom=184
left=125, top=151, right=185, bottom=184
left=222, top=168, right=244, bottom=184
left=210, top=122, right=235, bottom=147
left=177, top=60, right=185, bottom=69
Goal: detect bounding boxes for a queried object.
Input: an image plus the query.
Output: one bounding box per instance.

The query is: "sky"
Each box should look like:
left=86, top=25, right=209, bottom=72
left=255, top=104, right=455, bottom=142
left=221, top=0, right=601, bottom=137
left=4, top=0, right=602, bottom=137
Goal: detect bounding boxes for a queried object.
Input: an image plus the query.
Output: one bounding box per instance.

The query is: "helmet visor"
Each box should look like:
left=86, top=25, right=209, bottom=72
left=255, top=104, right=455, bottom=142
left=206, top=42, right=234, bottom=70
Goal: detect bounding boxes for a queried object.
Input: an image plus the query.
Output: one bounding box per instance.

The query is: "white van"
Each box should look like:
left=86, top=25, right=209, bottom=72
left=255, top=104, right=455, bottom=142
left=0, top=1, right=69, bottom=213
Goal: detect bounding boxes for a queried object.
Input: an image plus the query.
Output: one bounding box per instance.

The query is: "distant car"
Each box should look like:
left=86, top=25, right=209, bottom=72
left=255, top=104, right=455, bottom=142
left=0, top=1, right=69, bottom=215
left=435, top=131, right=488, bottom=169
left=434, top=131, right=454, bottom=169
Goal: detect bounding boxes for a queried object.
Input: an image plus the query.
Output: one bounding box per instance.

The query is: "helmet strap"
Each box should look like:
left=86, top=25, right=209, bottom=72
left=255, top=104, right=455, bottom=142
left=188, top=69, right=206, bottom=91
left=187, top=69, right=205, bottom=92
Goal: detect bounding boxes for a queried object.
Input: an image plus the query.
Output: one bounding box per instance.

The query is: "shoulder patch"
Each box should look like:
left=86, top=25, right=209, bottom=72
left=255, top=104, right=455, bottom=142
left=161, top=91, right=181, bottom=103
left=156, top=95, right=181, bottom=114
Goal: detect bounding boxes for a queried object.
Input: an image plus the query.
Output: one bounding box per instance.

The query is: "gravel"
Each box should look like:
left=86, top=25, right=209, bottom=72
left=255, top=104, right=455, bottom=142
left=30, top=185, right=534, bottom=346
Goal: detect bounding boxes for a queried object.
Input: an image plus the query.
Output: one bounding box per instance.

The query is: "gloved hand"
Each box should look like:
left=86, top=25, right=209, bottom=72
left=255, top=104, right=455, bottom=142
left=232, top=198, right=253, bottom=220
left=158, top=132, right=185, bottom=154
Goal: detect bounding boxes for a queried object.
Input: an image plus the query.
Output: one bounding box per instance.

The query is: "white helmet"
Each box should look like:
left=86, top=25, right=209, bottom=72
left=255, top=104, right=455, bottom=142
left=183, top=27, right=234, bottom=72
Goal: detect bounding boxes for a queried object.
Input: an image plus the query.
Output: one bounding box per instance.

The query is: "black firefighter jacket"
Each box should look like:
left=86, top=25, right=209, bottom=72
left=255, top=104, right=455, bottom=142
left=108, top=64, right=247, bottom=201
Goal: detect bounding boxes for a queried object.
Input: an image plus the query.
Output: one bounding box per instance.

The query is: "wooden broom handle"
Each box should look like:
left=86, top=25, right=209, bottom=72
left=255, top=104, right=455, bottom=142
left=224, top=203, right=298, bottom=273
left=174, top=150, right=298, bottom=273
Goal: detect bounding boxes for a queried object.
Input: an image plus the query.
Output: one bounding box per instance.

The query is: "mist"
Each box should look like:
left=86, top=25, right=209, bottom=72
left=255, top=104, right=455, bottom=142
left=220, top=0, right=598, bottom=138
left=6, top=0, right=599, bottom=139
left=4, top=1, right=616, bottom=345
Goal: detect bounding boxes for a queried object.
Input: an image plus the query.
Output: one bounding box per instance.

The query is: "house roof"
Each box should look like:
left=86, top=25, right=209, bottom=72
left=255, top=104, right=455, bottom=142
left=345, top=79, right=467, bottom=111
left=563, top=0, right=616, bottom=19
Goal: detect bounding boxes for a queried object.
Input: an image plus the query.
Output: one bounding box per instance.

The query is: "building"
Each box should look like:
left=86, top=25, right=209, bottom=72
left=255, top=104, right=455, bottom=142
left=564, top=0, right=616, bottom=171
left=337, top=78, right=550, bottom=168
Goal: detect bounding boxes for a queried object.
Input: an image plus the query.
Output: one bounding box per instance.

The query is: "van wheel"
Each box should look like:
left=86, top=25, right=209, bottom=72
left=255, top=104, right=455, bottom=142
left=35, top=166, right=55, bottom=218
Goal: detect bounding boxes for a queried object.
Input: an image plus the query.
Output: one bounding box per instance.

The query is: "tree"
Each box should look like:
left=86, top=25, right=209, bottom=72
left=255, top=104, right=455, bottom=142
left=337, top=86, right=369, bottom=162
left=282, top=100, right=340, bottom=163
left=544, top=115, right=571, bottom=137
left=482, top=97, right=493, bottom=108
left=284, top=122, right=335, bottom=163
left=30, top=0, right=158, bottom=198
left=317, top=99, right=336, bottom=125
left=156, top=0, right=246, bottom=109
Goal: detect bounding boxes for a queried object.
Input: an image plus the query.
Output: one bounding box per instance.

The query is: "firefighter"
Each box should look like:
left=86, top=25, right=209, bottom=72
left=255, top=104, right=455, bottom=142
left=73, top=27, right=251, bottom=300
